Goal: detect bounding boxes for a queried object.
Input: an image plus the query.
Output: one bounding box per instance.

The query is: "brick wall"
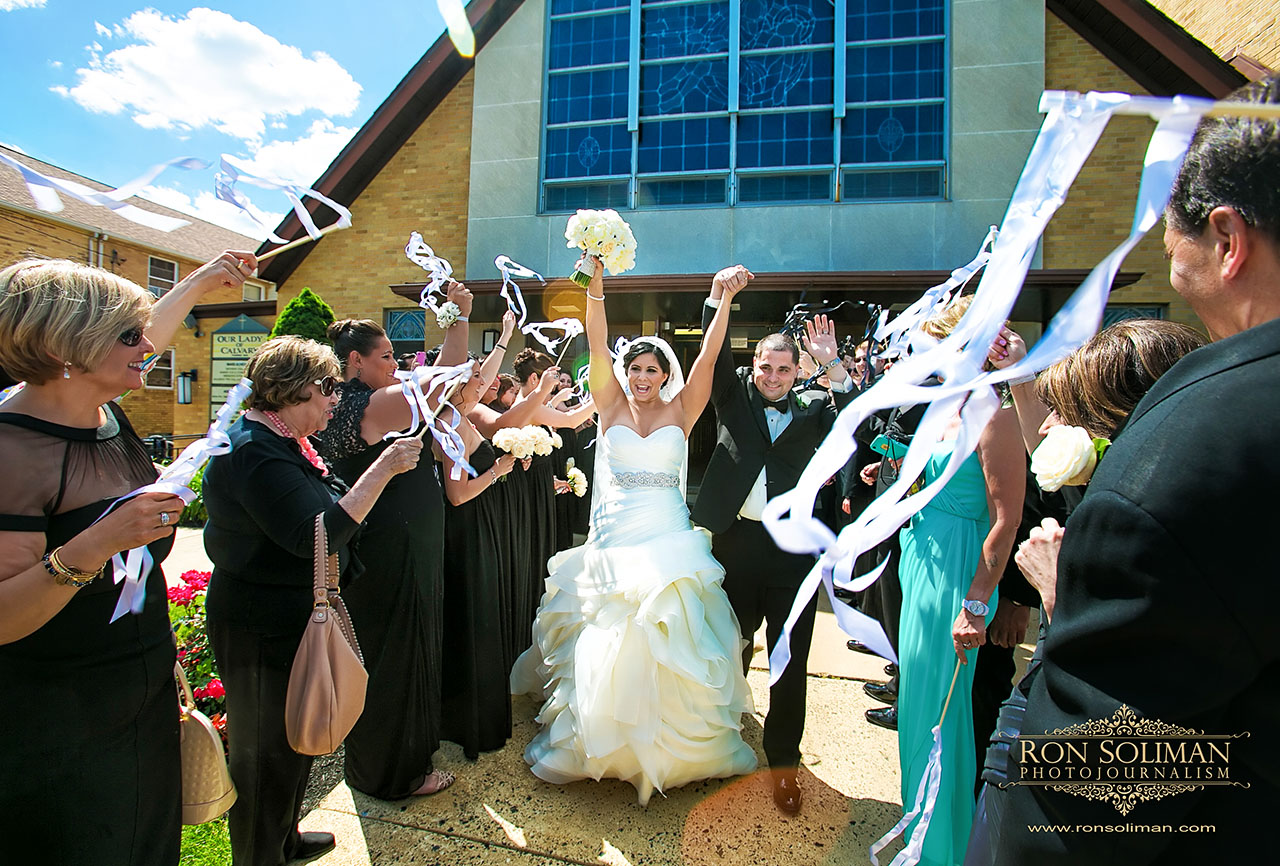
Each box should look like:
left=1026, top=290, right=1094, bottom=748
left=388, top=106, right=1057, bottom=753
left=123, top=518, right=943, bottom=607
left=1147, top=0, right=1279, bottom=71
left=277, top=70, right=476, bottom=351
left=1043, top=13, right=1203, bottom=332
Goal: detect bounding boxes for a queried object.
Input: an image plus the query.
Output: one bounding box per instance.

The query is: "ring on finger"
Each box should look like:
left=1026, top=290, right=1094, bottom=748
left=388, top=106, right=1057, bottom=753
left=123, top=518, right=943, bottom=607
left=160, top=511, right=171, bottom=526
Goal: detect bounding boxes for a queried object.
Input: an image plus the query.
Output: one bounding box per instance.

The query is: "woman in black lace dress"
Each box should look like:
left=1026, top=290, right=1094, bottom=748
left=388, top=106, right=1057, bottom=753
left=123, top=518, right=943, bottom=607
left=314, top=297, right=473, bottom=799
left=0, top=252, right=255, bottom=866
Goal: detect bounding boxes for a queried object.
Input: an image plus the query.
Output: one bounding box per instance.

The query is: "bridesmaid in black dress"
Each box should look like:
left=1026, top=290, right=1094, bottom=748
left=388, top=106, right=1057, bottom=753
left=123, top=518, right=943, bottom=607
left=0, top=252, right=254, bottom=866
left=470, top=348, right=597, bottom=662
left=313, top=292, right=473, bottom=799
left=437, top=362, right=519, bottom=758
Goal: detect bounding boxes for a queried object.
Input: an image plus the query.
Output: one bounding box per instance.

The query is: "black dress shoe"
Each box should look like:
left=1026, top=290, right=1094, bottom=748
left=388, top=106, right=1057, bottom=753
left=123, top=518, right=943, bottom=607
left=866, top=705, right=898, bottom=731
left=884, top=663, right=898, bottom=677
left=291, top=831, right=336, bottom=861
left=863, top=681, right=898, bottom=704
left=846, top=639, right=876, bottom=654
left=772, top=771, right=802, bottom=814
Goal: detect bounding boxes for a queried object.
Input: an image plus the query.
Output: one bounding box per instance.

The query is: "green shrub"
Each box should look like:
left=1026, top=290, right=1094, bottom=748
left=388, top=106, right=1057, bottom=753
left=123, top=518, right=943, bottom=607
left=170, top=570, right=227, bottom=754
left=269, top=287, right=335, bottom=344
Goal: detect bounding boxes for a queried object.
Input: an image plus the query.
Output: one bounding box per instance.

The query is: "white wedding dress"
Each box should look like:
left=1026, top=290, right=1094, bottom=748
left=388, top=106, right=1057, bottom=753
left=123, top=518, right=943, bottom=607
left=510, top=423, right=758, bottom=805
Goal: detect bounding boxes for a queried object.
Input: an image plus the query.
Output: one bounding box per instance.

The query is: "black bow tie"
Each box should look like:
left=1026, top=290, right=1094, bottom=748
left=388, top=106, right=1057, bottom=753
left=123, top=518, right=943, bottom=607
left=763, top=396, right=790, bottom=412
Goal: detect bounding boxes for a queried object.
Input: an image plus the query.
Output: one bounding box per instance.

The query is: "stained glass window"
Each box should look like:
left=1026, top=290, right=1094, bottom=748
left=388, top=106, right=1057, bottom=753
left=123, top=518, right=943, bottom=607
left=542, top=0, right=948, bottom=210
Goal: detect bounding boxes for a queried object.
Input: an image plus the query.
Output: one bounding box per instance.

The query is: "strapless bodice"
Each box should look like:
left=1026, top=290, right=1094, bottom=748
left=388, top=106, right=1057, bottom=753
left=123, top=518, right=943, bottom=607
left=600, top=424, right=685, bottom=475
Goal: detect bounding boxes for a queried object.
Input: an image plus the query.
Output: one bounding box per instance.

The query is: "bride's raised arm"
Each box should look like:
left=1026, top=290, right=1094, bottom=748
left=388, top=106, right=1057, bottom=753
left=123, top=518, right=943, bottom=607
left=583, top=255, right=626, bottom=417
left=678, top=265, right=752, bottom=433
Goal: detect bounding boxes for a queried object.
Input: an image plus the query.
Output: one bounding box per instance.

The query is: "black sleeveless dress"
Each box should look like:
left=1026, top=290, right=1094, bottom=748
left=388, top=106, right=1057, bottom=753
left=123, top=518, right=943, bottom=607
left=313, top=379, right=445, bottom=798
left=0, top=403, right=178, bottom=866
left=440, top=440, right=514, bottom=758
left=516, top=444, right=558, bottom=659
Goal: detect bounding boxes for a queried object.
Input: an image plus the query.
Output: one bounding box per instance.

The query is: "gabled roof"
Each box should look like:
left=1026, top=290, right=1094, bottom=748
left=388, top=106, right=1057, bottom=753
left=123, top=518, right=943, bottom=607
left=0, top=145, right=257, bottom=262
left=1049, top=0, right=1247, bottom=99
left=258, top=0, right=1247, bottom=286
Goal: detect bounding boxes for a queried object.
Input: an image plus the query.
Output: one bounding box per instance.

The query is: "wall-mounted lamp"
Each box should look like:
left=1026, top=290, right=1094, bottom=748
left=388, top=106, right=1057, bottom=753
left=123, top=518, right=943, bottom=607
left=176, top=369, right=198, bottom=405
left=482, top=328, right=500, bottom=354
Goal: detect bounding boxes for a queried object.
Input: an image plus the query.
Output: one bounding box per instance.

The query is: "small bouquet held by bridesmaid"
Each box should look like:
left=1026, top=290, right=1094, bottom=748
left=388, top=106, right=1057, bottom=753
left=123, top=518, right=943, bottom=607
left=565, top=209, right=637, bottom=287
left=493, top=425, right=555, bottom=460
left=565, top=458, right=588, bottom=498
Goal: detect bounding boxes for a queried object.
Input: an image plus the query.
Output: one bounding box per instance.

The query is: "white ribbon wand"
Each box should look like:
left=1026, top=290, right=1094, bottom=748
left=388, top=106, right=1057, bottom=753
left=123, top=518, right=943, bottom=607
left=386, top=362, right=476, bottom=480
left=100, top=378, right=254, bottom=622
left=215, top=155, right=352, bottom=246
left=405, top=233, right=454, bottom=316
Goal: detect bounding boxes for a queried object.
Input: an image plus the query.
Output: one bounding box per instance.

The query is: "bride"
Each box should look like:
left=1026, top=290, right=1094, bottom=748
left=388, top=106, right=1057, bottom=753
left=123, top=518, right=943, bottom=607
left=510, top=257, right=759, bottom=804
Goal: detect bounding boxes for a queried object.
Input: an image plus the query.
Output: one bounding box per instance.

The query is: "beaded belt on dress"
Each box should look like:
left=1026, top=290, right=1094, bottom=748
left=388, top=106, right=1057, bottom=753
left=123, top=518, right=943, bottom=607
left=612, top=470, right=679, bottom=489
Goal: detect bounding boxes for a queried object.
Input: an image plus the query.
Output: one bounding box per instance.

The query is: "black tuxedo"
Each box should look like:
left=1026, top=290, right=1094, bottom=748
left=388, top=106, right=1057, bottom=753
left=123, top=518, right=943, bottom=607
left=691, top=301, right=854, bottom=769
left=987, top=317, right=1280, bottom=864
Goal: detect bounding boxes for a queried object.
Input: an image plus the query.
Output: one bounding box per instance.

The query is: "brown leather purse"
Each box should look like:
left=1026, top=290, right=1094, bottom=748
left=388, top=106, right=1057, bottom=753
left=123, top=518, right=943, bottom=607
left=177, top=663, right=237, bottom=824
left=284, top=514, right=368, bottom=756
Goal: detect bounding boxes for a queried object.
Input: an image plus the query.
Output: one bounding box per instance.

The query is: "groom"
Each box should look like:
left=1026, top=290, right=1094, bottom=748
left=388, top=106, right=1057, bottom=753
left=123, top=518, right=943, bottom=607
left=692, top=279, right=855, bottom=814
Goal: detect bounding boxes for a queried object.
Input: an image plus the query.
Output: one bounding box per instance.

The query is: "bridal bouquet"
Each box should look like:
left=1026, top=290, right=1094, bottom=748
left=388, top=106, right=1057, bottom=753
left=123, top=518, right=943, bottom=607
left=493, top=425, right=555, bottom=460
left=565, top=458, right=588, bottom=498
left=565, top=209, right=637, bottom=287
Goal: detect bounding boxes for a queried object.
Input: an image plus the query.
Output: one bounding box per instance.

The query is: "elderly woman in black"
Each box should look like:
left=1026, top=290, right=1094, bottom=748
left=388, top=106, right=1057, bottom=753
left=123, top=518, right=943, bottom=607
left=203, top=336, right=422, bottom=865
left=0, top=251, right=255, bottom=866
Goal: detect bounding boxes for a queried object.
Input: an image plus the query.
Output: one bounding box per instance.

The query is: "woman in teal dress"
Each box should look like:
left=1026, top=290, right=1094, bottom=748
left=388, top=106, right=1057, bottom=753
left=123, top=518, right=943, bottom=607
left=895, top=298, right=1024, bottom=866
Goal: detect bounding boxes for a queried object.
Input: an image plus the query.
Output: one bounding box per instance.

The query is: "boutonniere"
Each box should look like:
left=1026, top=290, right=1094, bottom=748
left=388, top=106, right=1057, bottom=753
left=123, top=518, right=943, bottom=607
left=795, top=394, right=810, bottom=410
left=1030, top=425, right=1111, bottom=492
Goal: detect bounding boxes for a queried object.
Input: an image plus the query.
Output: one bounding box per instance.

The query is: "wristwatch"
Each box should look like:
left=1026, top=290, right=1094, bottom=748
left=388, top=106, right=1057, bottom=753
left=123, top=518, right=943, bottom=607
left=961, top=598, right=989, bottom=617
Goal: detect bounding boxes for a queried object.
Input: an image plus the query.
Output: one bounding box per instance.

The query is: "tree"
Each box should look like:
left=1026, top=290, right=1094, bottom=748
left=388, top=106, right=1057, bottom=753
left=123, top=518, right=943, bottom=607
left=269, top=287, right=335, bottom=344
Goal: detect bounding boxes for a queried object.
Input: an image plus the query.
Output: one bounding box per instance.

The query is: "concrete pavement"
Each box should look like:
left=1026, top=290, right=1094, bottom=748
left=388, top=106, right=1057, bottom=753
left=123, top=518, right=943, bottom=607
left=168, top=528, right=1036, bottom=865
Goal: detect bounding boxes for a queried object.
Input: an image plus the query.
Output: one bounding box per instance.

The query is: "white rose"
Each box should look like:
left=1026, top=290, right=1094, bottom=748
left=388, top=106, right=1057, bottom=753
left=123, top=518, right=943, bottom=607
left=567, top=467, right=588, bottom=497
left=1031, top=425, right=1098, bottom=492
left=551, top=431, right=563, bottom=449
left=435, top=301, right=461, bottom=330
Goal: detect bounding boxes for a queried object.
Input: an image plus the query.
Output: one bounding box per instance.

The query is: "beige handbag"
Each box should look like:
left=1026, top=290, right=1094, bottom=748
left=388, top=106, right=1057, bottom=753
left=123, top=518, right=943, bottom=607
left=284, top=514, right=368, bottom=756
left=177, top=663, right=237, bottom=824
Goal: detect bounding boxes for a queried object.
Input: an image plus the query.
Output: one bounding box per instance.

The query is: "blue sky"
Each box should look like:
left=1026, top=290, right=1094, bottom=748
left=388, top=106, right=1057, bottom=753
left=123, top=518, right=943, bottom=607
left=0, top=1, right=458, bottom=238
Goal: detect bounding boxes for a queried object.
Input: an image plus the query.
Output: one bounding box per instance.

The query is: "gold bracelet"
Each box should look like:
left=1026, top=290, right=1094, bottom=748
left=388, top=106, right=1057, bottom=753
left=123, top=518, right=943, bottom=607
left=43, top=546, right=105, bottom=588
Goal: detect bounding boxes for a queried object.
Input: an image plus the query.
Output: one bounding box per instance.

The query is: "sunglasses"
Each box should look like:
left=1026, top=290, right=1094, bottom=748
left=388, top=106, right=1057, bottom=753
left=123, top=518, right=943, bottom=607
left=118, top=326, right=145, bottom=347
left=314, top=376, right=337, bottom=397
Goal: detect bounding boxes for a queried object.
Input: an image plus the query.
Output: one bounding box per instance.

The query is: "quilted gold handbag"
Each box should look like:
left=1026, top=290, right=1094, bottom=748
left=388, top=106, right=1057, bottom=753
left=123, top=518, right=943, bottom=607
left=177, top=663, right=236, bottom=824
left=284, top=514, right=368, bottom=756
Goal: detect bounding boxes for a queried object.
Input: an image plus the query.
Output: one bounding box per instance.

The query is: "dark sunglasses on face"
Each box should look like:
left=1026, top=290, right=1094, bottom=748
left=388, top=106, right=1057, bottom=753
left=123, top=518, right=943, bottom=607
left=118, top=327, right=145, bottom=347
left=314, top=376, right=337, bottom=397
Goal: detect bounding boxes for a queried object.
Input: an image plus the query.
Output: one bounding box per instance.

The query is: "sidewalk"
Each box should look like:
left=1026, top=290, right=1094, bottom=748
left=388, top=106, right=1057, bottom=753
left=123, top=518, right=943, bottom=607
left=168, top=529, right=1035, bottom=865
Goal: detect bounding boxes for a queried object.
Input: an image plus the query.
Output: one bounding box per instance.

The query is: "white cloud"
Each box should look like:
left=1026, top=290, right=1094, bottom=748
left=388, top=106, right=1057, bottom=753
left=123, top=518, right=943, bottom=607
left=237, top=119, right=357, bottom=186
left=0, top=0, right=47, bottom=11
left=58, top=7, right=361, bottom=145
left=94, top=21, right=111, bottom=37
left=0, top=141, right=28, bottom=154
left=138, top=185, right=282, bottom=241
left=49, top=59, right=61, bottom=68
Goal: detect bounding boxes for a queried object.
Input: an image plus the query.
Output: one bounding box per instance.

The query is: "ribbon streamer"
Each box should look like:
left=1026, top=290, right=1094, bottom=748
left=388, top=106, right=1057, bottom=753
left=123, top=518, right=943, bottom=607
left=494, top=255, right=543, bottom=329
left=385, top=362, right=477, bottom=480
left=523, top=316, right=584, bottom=355
left=405, top=232, right=454, bottom=315
left=437, top=0, right=476, bottom=57
left=215, top=155, right=352, bottom=245
left=761, top=92, right=1210, bottom=696
left=0, top=152, right=207, bottom=232
left=101, top=378, right=254, bottom=622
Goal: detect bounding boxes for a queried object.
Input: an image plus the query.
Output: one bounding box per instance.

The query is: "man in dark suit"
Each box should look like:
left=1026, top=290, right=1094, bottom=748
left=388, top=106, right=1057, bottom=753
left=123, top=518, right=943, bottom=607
left=982, top=76, right=1280, bottom=863
left=690, top=282, right=855, bottom=814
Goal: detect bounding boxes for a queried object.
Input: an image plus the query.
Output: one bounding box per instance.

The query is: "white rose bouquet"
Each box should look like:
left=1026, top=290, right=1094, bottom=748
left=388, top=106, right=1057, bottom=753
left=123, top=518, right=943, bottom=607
left=565, top=209, right=637, bottom=287
left=550, top=431, right=563, bottom=449
left=565, top=457, right=588, bottom=498
left=492, top=425, right=555, bottom=460
left=1030, top=425, right=1110, bottom=492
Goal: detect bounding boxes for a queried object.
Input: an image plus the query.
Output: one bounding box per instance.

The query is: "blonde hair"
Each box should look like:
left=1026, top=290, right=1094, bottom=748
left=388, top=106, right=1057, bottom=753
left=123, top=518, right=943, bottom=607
left=0, top=259, right=154, bottom=384
left=1037, top=319, right=1207, bottom=439
left=244, top=336, right=340, bottom=411
left=919, top=295, right=973, bottom=342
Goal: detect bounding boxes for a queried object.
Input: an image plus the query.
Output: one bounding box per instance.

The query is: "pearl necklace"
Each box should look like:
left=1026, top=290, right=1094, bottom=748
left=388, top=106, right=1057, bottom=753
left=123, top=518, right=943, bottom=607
left=261, top=410, right=329, bottom=476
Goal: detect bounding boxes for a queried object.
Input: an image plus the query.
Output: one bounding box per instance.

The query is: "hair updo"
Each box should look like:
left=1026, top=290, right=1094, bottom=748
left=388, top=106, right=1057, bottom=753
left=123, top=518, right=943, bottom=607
left=622, top=340, right=671, bottom=378
left=326, top=319, right=386, bottom=371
